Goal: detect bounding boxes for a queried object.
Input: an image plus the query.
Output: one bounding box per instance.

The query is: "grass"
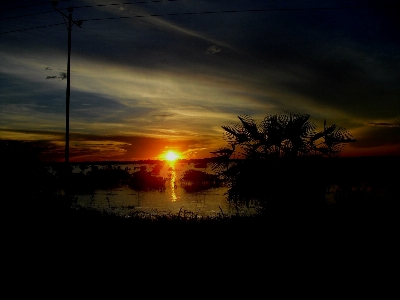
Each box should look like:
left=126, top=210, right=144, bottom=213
left=4, top=187, right=397, bottom=282
left=9, top=189, right=397, bottom=240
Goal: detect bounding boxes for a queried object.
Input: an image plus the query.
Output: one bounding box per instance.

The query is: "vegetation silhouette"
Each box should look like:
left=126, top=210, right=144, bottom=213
left=59, top=163, right=167, bottom=192
left=210, top=112, right=358, bottom=215
left=180, top=169, right=224, bottom=192
left=128, top=165, right=166, bottom=191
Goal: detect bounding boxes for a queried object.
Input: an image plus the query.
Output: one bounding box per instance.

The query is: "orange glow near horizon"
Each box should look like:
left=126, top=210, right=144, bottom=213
left=164, top=150, right=180, bottom=162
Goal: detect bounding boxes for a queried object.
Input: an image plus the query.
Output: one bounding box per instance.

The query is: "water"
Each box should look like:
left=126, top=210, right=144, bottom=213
left=67, top=161, right=256, bottom=217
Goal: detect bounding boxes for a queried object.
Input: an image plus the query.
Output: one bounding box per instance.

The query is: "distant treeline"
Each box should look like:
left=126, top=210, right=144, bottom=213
left=39, top=155, right=400, bottom=171
left=39, top=155, right=398, bottom=164
left=39, top=157, right=243, bottom=165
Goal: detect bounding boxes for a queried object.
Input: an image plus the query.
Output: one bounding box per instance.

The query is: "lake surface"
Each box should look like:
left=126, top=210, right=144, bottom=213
left=66, top=161, right=257, bottom=217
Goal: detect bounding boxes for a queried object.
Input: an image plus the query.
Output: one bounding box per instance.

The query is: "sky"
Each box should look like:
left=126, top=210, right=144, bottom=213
left=1, top=0, right=400, bottom=162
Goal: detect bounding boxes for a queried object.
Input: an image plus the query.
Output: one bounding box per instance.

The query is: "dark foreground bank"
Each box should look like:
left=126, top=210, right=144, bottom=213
left=6, top=191, right=397, bottom=245
left=3, top=190, right=398, bottom=289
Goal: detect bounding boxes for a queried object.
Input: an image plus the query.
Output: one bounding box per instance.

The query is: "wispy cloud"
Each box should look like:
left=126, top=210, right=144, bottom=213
left=205, top=45, right=222, bottom=55
left=366, top=121, right=400, bottom=127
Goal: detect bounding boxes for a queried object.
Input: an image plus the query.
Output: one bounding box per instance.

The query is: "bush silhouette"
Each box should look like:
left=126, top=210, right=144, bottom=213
left=210, top=112, right=356, bottom=214
left=180, top=169, right=223, bottom=192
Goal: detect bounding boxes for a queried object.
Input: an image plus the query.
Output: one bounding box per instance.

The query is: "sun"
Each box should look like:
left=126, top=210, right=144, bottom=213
left=165, top=150, right=179, bottom=162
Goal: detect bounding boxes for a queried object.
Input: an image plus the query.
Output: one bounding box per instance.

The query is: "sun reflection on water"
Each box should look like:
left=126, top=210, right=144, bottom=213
left=167, top=162, right=178, bottom=202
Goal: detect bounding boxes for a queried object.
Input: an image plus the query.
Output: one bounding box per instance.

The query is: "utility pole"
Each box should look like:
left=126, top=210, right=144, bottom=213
left=52, top=1, right=82, bottom=195
left=52, top=1, right=82, bottom=174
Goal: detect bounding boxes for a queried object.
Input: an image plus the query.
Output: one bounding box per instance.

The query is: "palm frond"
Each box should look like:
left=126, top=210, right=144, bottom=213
left=210, top=147, right=234, bottom=158
left=324, top=126, right=356, bottom=149
left=222, top=124, right=249, bottom=143
left=238, top=115, right=261, bottom=139
left=311, top=122, right=336, bottom=141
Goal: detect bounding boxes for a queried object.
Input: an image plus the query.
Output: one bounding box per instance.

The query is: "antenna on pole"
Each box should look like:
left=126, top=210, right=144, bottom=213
left=52, top=1, right=82, bottom=193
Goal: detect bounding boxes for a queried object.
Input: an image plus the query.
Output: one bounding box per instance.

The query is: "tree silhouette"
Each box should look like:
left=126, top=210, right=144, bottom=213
left=210, top=112, right=356, bottom=214
left=212, top=112, right=355, bottom=161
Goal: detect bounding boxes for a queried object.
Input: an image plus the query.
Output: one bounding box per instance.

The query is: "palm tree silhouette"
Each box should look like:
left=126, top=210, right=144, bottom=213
left=210, top=112, right=356, bottom=214
left=212, top=112, right=355, bottom=160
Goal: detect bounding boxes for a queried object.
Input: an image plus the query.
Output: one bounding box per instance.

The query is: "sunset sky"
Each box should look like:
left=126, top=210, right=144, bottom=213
left=1, top=0, right=399, bottom=161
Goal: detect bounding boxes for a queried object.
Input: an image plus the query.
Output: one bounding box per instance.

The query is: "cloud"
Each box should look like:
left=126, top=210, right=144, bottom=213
left=366, top=122, right=400, bottom=127
left=0, top=127, right=223, bottom=161
left=205, top=45, right=222, bottom=55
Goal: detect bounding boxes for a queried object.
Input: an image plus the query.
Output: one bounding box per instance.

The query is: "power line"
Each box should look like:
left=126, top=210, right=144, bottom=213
left=1, top=9, right=56, bottom=21
left=0, top=0, right=187, bottom=20
left=0, top=22, right=66, bottom=34
left=0, top=4, right=396, bottom=35
left=1, top=0, right=71, bottom=11
left=2, top=1, right=395, bottom=21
